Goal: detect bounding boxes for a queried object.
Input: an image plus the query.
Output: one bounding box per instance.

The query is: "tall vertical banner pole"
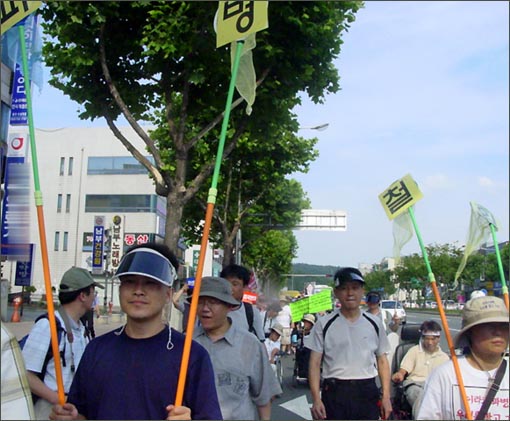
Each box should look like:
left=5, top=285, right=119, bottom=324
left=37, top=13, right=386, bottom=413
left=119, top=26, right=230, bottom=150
left=174, top=40, right=244, bottom=406
left=18, top=23, right=66, bottom=404
left=379, top=174, right=472, bottom=420
left=489, top=224, right=509, bottom=309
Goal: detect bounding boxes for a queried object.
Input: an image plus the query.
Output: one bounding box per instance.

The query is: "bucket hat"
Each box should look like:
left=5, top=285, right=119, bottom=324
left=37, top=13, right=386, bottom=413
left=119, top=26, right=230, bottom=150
left=193, top=276, right=241, bottom=307
left=59, top=267, right=104, bottom=292
left=270, top=323, right=284, bottom=336
left=302, top=314, right=316, bottom=325
left=455, top=296, right=509, bottom=348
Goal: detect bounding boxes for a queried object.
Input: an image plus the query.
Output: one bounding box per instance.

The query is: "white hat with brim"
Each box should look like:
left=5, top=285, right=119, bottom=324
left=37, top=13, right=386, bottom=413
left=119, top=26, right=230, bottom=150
left=302, top=314, right=316, bottom=325
left=455, top=296, right=509, bottom=348
left=270, top=323, right=284, bottom=336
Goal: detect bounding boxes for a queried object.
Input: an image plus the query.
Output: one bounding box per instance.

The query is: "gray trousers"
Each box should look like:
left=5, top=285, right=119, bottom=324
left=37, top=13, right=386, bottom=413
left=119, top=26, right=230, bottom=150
left=404, top=381, right=424, bottom=419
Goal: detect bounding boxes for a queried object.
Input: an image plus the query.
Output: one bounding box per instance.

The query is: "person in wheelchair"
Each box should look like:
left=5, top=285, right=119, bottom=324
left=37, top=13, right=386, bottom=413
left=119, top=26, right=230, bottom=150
left=264, top=324, right=283, bottom=371
left=392, top=320, right=449, bottom=419
left=293, top=314, right=316, bottom=383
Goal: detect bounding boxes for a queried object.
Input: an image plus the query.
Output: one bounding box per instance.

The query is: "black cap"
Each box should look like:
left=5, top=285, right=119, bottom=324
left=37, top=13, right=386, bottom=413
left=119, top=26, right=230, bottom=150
left=334, top=267, right=365, bottom=288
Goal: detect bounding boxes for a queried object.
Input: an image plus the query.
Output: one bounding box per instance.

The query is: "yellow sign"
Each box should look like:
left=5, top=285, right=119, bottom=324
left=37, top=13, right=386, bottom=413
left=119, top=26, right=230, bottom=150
left=379, top=174, right=423, bottom=220
left=216, top=1, right=268, bottom=48
left=1, top=1, right=41, bottom=34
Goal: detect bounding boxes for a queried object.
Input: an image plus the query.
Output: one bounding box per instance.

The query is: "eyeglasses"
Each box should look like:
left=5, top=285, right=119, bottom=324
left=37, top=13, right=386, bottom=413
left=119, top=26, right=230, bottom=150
left=197, top=297, right=224, bottom=308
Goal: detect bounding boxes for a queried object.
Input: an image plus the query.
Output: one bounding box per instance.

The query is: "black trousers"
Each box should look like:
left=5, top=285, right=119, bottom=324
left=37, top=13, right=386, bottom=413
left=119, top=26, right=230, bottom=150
left=322, top=377, right=380, bottom=420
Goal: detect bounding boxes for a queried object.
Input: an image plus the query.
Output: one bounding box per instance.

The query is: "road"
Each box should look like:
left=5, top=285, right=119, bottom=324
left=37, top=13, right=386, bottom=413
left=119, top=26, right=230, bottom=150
left=270, top=310, right=461, bottom=420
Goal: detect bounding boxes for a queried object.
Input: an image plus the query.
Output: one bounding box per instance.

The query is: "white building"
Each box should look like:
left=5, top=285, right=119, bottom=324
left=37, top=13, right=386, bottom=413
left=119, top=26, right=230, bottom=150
left=2, top=126, right=192, bottom=307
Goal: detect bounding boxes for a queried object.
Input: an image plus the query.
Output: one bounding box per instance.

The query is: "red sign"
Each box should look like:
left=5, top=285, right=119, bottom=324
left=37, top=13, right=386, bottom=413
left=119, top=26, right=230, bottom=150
left=242, top=291, right=258, bottom=304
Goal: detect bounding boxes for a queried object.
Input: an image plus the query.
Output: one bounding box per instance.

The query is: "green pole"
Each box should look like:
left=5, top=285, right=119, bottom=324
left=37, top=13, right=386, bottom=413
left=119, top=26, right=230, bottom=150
left=489, top=223, right=509, bottom=300
left=209, top=40, right=245, bottom=201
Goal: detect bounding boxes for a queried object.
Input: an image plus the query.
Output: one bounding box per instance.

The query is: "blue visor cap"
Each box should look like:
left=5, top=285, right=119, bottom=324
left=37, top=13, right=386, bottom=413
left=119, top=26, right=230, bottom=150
left=114, top=248, right=177, bottom=287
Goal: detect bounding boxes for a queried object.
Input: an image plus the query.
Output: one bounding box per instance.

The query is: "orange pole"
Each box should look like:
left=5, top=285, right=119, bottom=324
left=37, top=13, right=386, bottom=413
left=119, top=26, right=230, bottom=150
left=174, top=202, right=215, bottom=406
left=430, top=280, right=472, bottom=419
left=36, top=205, right=66, bottom=405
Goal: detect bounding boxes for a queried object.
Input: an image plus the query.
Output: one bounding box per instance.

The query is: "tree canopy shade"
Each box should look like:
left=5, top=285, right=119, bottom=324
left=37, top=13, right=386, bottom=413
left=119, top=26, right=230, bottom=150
left=40, top=1, right=363, bottom=257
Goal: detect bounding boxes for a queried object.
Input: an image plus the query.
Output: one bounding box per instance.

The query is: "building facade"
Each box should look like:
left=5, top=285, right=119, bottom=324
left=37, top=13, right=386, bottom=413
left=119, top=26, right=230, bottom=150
left=3, top=126, right=181, bottom=307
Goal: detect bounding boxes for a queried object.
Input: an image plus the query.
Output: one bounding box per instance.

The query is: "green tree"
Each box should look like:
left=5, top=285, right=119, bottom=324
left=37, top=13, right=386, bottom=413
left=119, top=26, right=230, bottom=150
left=364, top=270, right=396, bottom=297
left=41, top=1, right=362, bottom=253
left=243, top=229, right=298, bottom=294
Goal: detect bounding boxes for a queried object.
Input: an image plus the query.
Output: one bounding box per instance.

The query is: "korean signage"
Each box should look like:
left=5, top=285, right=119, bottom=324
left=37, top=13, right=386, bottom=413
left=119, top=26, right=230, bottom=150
left=92, top=215, right=105, bottom=275
left=0, top=136, right=30, bottom=261
left=9, top=14, right=39, bottom=126
left=216, top=1, right=268, bottom=48
left=14, top=243, right=35, bottom=286
left=82, top=232, right=153, bottom=250
left=379, top=174, right=423, bottom=220
left=110, top=215, right=124, bottom=272
left=1, top=1, right=41, bottom=34
left=289, top=290, right=333, bottom=322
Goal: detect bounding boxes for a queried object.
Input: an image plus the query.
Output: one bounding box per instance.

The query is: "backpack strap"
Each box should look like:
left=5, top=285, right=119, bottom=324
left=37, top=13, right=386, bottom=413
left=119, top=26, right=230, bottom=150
left=57, top=307, right=78, bottom=373
left=244, top=302, right=256, bottom=336
left=475, top=358, right=507, bottom=420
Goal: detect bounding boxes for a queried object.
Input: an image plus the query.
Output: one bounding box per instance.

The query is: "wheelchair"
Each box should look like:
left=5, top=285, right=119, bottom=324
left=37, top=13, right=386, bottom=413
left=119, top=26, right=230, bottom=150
left=273, top=350, right=285, bottom=388
left=292, top=335, right=311, bottom=386
left=389, top=323, right=421, bottom=420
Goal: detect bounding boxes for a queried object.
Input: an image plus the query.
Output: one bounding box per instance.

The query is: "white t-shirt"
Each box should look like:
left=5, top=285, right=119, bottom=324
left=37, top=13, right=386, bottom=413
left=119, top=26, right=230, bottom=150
left=275, top=305, right=292, bottom=328
left=264, top=338, right=281, bottom=361
left=417, top=355, right=509, bottom=420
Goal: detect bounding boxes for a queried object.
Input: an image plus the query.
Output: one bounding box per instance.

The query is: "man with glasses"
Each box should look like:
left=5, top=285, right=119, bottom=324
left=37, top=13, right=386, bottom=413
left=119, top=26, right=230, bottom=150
left=193, top=276, right=282, bottom=420
left=392, top=320, right=449, bottom=418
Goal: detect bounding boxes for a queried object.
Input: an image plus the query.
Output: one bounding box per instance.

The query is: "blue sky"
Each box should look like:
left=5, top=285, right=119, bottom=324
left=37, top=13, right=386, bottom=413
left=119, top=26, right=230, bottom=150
left=32, top=1, right=509, bottom=267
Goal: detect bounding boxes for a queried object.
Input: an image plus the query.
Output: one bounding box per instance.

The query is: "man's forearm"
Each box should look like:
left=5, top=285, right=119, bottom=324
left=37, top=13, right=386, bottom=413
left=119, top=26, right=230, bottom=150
left=309, top=351, right=322, bottom=402
left=377, top=354, right=391, bottom=398
left=257, top=401, right=271, bottom=420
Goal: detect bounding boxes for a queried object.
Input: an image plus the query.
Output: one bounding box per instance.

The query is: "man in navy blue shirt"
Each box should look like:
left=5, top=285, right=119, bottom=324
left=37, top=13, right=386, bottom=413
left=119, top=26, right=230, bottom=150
left=49, top=243, right=222, bottom=420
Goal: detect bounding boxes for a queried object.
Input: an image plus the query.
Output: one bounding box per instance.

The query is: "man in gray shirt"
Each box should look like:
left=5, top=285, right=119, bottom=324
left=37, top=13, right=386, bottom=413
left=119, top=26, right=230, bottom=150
left=193, top=276, right=281, bottom=420
left=308, top=267, right=392, bottom=420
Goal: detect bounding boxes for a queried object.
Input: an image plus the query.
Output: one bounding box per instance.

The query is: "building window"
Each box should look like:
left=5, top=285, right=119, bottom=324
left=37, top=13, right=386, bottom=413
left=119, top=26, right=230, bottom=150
left=68, top=157, right=74, bottom=175
left=57, top=194, right=62, bottom=213
left=85, top=194, right=156, bottom=213
left=59, top=157, right=65, bottom=176
left=63, top=232, right=69, bottom=251
left=87, top=156, right=154, bottom=175
left=54, top=231, right=60, bottom=251
left=66, top=194, right=71, bottom=213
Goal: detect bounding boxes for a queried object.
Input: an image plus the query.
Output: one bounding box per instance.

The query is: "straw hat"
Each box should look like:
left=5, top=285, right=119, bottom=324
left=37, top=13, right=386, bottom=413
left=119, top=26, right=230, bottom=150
left=455, top=296, right=509, bottom=348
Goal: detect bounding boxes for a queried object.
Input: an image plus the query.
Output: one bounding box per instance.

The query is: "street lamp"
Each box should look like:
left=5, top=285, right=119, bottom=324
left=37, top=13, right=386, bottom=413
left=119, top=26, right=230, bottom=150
left=298, top=123, right=329, bottom=132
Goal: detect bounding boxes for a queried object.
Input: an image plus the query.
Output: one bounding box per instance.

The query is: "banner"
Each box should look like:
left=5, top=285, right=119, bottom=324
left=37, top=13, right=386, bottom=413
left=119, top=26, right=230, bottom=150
left=92, top=216, right=105, bottom=275
left=379, top=174, right=423, bottom=220
left=15, top=243, right=35, bottom=286
left=0, top=1, right=41, bottom=34
left=216, top=1, right=268, bottom=48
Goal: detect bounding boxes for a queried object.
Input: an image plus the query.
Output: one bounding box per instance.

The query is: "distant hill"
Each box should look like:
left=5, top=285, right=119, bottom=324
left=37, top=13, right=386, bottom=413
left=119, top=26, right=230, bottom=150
left=286, top=263, right=339, bottom=292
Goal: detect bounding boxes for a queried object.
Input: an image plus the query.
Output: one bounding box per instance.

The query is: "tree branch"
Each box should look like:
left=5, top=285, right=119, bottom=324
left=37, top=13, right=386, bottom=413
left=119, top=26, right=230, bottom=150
left=187, top=67, right=270, bottom=148
left=99, top=24, right=163, bottom=167
left=102, top=110, right=169, bottom=196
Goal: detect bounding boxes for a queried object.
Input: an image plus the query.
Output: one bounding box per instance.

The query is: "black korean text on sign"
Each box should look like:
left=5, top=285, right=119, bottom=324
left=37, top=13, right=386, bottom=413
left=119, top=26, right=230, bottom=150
left=223, top=1, right=254, bottom=34
left=382, top=180, right=414, bottom=216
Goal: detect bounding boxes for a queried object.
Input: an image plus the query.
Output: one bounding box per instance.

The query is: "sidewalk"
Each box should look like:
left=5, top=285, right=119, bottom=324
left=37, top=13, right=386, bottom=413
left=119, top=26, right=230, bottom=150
left=4, top=315, right=127, bottom=340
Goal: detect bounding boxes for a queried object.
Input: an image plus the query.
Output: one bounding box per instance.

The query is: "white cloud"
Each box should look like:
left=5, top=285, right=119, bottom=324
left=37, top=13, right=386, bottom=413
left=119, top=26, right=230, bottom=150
left=478, top=176, right=495, bottom=187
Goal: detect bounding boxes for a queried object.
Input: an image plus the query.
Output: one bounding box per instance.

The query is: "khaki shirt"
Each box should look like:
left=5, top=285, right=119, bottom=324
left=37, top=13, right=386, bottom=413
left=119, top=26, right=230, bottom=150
left=401, top=343, right=449, bottom=383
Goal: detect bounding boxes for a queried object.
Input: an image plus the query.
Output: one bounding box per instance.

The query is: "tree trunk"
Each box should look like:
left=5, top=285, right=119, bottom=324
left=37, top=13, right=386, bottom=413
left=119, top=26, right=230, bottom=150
left=164, top=192, right=184, bottom=253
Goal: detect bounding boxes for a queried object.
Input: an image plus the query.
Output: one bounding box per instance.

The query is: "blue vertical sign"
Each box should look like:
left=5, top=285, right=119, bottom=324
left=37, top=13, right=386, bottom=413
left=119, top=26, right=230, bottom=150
left=9, top=14, right=39, bottom=126
left=92, top=215, right=105, bottom=275
left=15, top=243, right=35, bottom=286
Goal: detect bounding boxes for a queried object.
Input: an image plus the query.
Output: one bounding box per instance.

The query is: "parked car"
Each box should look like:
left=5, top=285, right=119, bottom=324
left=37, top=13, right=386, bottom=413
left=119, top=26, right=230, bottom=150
left=380, top=300, right=407, bottom=323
